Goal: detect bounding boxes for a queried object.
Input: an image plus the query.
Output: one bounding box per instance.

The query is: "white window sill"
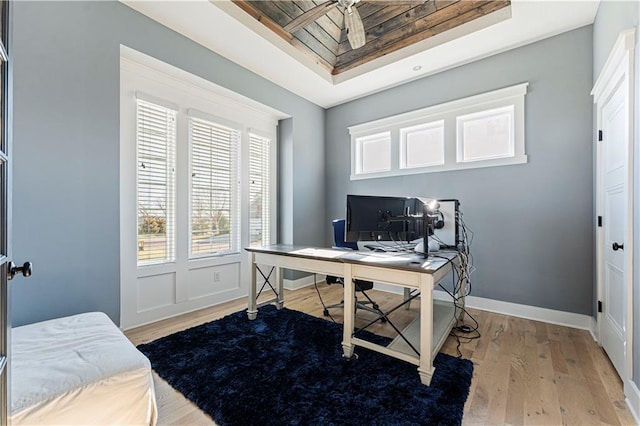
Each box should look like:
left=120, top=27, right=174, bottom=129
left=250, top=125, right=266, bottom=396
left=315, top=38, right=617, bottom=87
left=350, top=155, right=528, bottom=181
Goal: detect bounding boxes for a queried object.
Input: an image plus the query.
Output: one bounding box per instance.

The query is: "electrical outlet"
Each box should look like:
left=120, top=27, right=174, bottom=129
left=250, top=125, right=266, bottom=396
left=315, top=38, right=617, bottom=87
left=214, top=271, right=221, bottom=282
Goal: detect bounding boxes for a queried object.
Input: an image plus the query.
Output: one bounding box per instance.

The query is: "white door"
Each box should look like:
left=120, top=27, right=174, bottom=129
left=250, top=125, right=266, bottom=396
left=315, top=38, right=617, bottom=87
left=593, top=28, right=635, bottom=382
left=599, top=79, right=628, bottom=379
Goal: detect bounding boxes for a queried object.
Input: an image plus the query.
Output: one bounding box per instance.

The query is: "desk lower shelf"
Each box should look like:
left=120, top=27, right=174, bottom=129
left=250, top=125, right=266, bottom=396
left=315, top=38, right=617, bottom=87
left=387, top=300, right=456, bottom=360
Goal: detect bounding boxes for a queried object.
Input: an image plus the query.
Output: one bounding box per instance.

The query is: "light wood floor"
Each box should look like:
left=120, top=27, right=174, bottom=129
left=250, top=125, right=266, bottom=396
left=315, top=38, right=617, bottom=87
left=125, top=284, right=636, bottom=425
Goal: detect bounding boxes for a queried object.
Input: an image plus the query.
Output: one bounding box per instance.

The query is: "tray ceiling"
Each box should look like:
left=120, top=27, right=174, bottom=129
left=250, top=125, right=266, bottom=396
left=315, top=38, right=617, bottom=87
left=232, top=0, right=511, bottom=79
left=122, top=1, right=600, bottom=107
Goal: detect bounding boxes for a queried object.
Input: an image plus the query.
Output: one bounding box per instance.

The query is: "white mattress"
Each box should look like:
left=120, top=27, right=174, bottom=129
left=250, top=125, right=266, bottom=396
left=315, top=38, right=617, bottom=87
left=10, top=312, right=157, bottom=425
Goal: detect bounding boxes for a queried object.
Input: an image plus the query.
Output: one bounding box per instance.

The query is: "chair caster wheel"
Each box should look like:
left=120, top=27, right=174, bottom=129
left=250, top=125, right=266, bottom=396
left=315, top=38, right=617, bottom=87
left=323, top=309, right=329, bottom=317
left=373, top=304, right=380, bottom=310
left=380, top=317, right=387, bottom=323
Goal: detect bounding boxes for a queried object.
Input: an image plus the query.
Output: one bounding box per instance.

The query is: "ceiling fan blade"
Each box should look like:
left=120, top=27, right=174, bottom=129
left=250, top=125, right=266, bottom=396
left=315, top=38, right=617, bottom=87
left=284, top=1, right=339, bottom=34
left=344, top=5, right=366, bottom=49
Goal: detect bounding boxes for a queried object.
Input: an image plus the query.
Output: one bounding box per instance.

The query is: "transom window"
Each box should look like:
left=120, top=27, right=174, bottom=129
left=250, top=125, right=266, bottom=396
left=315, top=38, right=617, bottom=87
left=354, top=131, right=391, bottom=175
left=400, top=120, right=445, bottom=169
left=349, top=83, right=528, bottom=180
left=457, top=105, right=514, bottom=163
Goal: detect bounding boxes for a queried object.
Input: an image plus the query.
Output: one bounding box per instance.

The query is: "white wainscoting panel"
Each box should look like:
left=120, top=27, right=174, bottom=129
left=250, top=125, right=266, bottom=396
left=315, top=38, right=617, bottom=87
left=188, top=263, right=241, bottom=300
left=137, top=273, right=176, bottom=312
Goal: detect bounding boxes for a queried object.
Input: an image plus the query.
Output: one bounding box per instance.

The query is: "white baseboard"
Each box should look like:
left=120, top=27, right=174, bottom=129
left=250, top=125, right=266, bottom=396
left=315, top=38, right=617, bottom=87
left=589, top=316, right=599, bottom=342
left=284, top=274, right=324, bottom=290
left=443, top=292, right=594, bottom=330
left=626, top=379, right=640, bottom=426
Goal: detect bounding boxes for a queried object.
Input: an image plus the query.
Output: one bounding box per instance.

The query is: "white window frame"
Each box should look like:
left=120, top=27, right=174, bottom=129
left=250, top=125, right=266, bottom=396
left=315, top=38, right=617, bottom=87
left=456, top=105, right=515, bottom=163
left=399, top=120, right=445, bottom=169
left=135, top=97, right=178, bottom=267
left=349, top=83, right=528, bottom=180
left=353, top=131, right=391, bottom=175
left=187, top=110, right=242, bottom=259
left=119, top=47, right=285, bottom=329
left=248, top=130, right=276, bottom=248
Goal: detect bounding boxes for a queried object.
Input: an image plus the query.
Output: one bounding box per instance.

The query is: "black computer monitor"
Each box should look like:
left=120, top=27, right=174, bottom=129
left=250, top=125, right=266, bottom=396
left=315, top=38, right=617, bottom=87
left=345, top=195, right=427, bottom=243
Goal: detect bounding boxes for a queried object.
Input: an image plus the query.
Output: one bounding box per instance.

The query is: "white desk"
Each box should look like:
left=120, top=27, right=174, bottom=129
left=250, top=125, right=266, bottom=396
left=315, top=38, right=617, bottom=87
left=245, top=244, right=460, bottom=386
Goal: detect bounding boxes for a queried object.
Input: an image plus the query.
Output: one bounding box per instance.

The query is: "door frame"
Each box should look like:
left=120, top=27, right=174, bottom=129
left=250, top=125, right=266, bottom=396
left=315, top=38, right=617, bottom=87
left=0, top=0, right=10, bottom=423
left=592, top=27, right=635, bottom=391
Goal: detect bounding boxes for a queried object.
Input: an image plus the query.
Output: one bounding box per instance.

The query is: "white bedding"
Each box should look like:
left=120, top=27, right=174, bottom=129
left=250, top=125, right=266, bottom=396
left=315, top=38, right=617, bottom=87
left=10, top=312, right=157, bottom=425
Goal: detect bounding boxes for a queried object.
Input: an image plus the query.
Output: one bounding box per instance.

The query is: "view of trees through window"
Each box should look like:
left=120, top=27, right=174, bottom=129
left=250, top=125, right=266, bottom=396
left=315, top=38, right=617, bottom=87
left=136, top=101, right=272, bottom=265
left=190, top=117, right=238, bottom=256
left=136, top=100, right=176, bottom=265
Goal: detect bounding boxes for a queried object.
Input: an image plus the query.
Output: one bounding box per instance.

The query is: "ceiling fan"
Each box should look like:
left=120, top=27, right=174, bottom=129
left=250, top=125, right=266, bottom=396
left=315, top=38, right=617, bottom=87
left=284, top=0, right=366, bottom=50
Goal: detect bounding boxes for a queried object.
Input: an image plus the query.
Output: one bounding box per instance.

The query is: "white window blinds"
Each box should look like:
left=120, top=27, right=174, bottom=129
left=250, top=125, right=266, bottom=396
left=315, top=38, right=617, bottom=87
left=136, top=99, right=177, bottom=265
left=190, top=117, right=240, bottom=257
left=249, top=133, right=271, bottom=247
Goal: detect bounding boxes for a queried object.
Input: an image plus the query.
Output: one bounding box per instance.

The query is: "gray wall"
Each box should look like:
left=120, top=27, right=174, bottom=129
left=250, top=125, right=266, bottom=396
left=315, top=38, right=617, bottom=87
left=326, top=27, right=594, bottom=315
left=592, top=0, right=640, bottom=391
left=10, top=1, right=325, bottom=327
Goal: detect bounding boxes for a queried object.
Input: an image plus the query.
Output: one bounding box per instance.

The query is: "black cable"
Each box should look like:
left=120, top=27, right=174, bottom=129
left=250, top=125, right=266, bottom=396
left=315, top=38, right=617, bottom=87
left=313, top=274, right=336, bottom=323
left=438, top=207, right=480, bottom=357
left=450, top=307, right=481, bottom=358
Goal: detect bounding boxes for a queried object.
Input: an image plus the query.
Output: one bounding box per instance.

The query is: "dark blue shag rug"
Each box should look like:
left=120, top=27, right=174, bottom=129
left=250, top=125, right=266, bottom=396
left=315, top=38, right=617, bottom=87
left=138, top=305, right=473, bottom=425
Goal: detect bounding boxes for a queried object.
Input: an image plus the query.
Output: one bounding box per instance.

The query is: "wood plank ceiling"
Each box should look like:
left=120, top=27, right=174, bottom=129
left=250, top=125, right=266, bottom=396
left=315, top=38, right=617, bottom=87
left=232, top=0, right=511, bottom=77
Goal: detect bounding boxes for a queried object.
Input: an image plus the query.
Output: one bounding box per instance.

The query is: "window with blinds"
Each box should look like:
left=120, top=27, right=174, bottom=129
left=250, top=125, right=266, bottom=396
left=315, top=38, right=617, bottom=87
left=249, top=133, right=271, bottom=247
left=136, top=100, right=177, bottom=266
left=190, top=117, right=240, bottom=257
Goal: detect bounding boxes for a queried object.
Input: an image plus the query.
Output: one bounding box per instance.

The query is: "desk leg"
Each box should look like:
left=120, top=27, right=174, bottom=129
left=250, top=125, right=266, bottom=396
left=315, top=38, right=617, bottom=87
left=276, top=267, right=284, bottom=310
left=417, top=274, right=434, bottom=385
left=404, top=288, right=412, bottom=309
left=247, top=252, right=258, bottom=320
left=341, top=264, right=355, bottom=359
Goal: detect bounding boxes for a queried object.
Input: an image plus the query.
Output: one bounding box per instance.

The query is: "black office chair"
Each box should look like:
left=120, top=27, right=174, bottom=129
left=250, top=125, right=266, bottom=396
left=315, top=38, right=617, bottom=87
left=323, top=219, right=385, bottom=321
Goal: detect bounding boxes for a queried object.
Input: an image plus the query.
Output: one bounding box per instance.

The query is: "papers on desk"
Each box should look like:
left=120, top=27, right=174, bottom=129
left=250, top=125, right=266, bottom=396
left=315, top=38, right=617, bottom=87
left=290, top=248, right=346, bottom=259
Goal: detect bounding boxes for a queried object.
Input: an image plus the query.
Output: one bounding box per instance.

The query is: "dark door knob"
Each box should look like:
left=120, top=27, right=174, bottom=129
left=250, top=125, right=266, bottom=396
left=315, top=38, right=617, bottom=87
left=612, top=242, right=624, bottom=251
left=7, top=261, right=32, bottom=280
